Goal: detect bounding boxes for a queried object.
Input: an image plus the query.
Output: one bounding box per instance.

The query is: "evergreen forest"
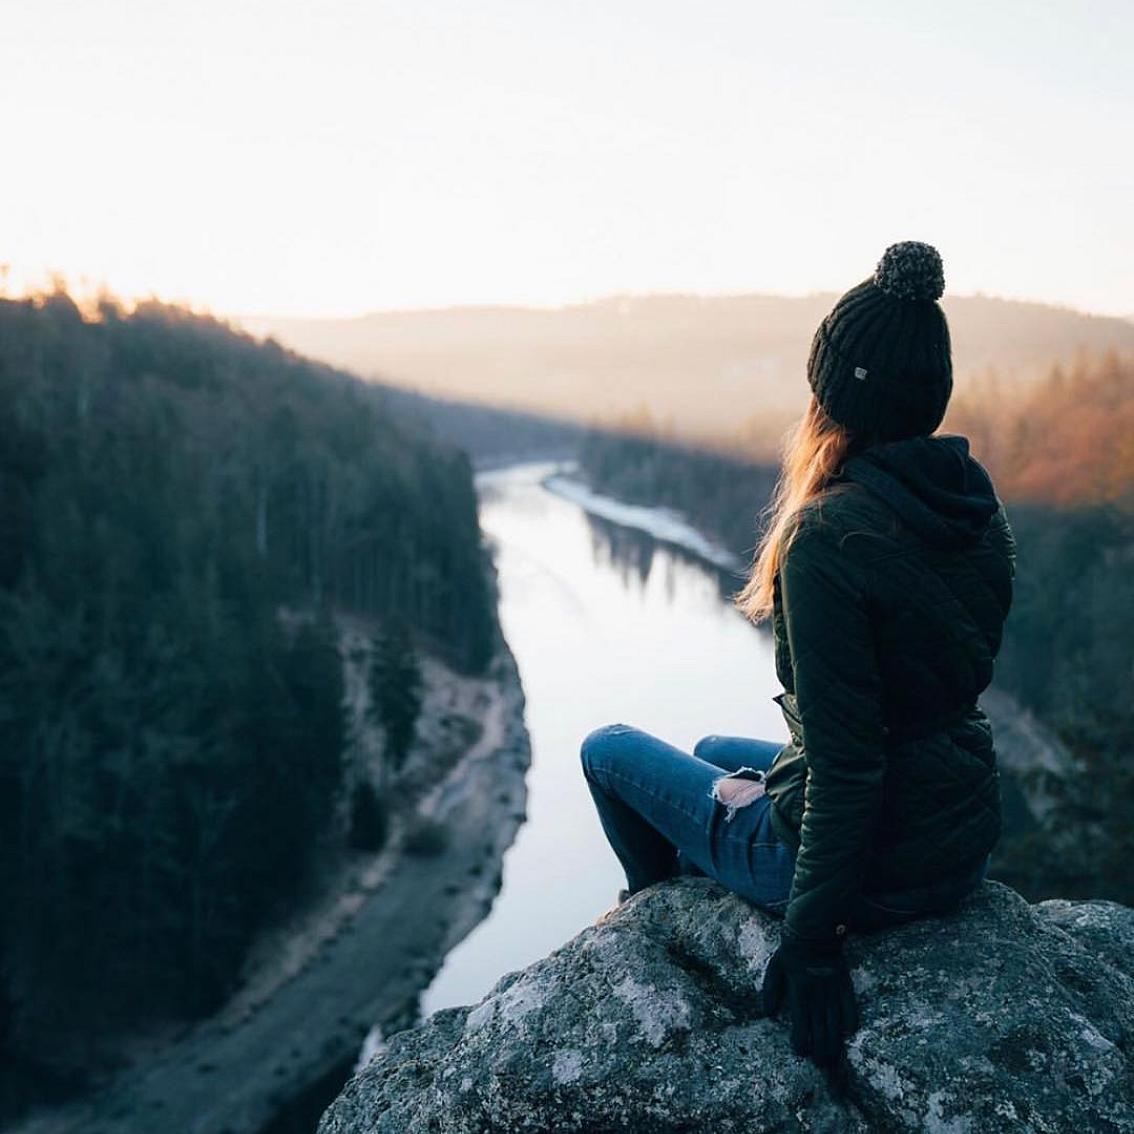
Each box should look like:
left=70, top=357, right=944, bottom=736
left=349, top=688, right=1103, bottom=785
left=0, top=292, right=497, bottom=1092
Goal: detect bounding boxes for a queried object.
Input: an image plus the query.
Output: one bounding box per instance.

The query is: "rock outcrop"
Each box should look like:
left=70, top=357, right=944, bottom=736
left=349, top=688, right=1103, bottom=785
left=318, top=879, right=1134, bottom=1133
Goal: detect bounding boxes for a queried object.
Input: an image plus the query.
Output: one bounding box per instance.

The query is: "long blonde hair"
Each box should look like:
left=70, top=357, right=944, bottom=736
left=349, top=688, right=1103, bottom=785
left=733, top=394, right=857, bottom=623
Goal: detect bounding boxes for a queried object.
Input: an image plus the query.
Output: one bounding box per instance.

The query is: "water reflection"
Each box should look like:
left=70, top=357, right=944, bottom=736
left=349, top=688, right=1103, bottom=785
left=583, top=510, right=747, bottom=606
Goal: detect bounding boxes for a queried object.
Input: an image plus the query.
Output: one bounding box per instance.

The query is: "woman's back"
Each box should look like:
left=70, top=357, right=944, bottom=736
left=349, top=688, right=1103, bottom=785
left=763, top=431, right=1016, bottom=931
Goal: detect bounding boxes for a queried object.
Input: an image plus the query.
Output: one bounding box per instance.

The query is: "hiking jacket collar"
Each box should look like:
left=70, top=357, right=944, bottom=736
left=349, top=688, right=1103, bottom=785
left=837, top=434, right=999, bottom=549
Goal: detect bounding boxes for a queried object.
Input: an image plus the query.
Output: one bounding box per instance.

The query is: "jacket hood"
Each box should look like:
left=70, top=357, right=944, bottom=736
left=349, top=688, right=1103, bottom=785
left=837, top=434, right=999, bottom=549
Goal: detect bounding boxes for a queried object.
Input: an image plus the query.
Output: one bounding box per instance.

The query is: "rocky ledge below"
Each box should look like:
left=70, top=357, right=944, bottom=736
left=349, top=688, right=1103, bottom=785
left=318, top=878, right=1134, bottom=1133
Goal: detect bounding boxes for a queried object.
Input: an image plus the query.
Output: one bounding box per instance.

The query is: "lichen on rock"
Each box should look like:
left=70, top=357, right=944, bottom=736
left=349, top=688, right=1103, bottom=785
left=318, top=879, right=1134, bottom=1133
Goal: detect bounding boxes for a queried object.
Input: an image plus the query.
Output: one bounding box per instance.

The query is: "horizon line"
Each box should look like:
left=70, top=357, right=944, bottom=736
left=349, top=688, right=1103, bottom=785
left=3, top=273, right=1131, bottom=327
left=239, top=287, right=1134, bottom=325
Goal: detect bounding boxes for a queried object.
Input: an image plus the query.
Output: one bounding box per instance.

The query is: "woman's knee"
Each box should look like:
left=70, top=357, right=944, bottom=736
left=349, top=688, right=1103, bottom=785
left=692, top=734, right=720, bottom=761
left=580, top=722, right=638, bottom=778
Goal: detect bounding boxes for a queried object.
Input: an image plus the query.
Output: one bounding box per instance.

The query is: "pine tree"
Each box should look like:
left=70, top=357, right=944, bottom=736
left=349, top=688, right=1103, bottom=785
left=368, top=616, right=424, bottom=773
left=348, top=779, right=388, bottom=852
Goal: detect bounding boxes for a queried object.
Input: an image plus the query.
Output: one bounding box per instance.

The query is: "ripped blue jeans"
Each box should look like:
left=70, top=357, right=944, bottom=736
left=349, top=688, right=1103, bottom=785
left=580, top=723, right=795, bottom=915
left=580, top=723, right=990, bottom=928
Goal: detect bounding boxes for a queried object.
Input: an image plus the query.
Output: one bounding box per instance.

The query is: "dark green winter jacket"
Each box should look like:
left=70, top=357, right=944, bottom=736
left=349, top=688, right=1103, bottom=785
left=762, top=433, right=1016, bottom=947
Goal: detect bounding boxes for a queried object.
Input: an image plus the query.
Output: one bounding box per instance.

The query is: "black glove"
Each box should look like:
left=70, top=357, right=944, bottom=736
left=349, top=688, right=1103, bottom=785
left=760, top=931, right=860, bottom=1067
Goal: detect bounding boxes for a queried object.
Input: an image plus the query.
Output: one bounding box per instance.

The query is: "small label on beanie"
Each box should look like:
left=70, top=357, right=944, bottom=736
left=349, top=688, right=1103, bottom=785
left=854, top=366, right=868, bottom=380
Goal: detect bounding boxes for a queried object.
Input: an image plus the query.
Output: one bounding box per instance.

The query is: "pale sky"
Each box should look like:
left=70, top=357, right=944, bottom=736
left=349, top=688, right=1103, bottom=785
left=2, top=0, right=1131, bottom=317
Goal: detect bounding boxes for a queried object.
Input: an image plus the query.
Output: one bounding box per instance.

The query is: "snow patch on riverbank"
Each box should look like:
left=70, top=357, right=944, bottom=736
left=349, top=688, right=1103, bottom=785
left=542, top=467, right=744, bottom=573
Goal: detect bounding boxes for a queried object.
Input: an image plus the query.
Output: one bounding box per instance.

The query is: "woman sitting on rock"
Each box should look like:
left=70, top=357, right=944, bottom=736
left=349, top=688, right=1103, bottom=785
left=580, top=241, right=1016, bottom=1068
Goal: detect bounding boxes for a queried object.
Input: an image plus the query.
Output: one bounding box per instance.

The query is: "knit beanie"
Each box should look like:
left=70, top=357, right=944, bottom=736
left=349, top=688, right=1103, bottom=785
left=807, top=241, right=952, bottom=442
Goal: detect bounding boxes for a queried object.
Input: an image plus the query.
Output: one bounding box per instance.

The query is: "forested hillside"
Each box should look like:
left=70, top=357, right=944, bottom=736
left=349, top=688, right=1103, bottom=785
left=0, top=293, right=497, bottom=1095
left=577, top=351, right=1134, bottom=904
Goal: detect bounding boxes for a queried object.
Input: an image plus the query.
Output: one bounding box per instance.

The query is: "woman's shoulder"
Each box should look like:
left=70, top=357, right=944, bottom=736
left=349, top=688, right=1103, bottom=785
left=788, top=482, right=899, bottom=551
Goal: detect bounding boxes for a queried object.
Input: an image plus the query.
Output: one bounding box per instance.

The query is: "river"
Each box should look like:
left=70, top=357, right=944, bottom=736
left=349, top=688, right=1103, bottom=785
left=419, top=460, right=789, bottom=1016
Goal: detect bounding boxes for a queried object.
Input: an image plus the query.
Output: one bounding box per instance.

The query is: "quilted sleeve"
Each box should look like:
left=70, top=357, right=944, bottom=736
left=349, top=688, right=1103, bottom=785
left=779, top=517, right=887, bottom=946
left=992, top=500, right=1017, bottom=583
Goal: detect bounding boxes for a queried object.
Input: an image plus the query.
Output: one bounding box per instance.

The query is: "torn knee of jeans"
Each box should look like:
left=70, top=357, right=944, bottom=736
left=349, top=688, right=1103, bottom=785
left=708, top=767, right=766, bottom=822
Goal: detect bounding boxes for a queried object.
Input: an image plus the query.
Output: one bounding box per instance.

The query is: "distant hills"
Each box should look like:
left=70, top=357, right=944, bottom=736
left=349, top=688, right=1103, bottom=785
left=241, top=293, right=1134, bottom=457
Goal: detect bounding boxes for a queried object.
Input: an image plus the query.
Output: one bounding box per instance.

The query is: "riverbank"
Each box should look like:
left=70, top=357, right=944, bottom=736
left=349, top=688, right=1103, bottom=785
left=13, top=631, right=531, bottom=1134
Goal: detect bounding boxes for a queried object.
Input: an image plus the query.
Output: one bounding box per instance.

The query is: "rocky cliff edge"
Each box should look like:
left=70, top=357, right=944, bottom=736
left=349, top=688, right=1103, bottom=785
left=318, top=878, right=1134, bottom=1133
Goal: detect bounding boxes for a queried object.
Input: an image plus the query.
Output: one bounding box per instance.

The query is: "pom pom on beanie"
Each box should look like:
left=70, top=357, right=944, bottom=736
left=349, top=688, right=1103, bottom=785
left=873, top=241, right=945, bottom=302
